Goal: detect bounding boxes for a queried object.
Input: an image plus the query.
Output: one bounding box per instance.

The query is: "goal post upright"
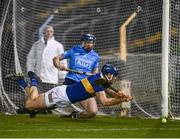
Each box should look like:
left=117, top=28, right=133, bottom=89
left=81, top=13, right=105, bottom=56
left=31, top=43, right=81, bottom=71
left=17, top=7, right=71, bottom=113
left=161, top=0, right=169, bottom=118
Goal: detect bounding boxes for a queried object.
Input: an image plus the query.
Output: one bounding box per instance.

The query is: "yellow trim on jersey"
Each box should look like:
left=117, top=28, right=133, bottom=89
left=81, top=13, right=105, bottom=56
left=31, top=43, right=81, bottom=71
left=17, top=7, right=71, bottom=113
left=81, top=78, right=95, bottom=95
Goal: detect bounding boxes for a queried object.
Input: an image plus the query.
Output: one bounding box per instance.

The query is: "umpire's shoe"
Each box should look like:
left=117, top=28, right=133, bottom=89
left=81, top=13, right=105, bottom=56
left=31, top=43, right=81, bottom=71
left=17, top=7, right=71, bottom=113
left=5, top=73, right=24, bottom=80
left=28, top=71, right=42, bottom=83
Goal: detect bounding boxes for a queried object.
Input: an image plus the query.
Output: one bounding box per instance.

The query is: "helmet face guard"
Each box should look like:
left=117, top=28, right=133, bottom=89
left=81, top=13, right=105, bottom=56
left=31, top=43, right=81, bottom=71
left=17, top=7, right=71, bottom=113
left=101, top=64, right=118, bottom=81
left=80, top=34, right=96, bottom=44
left=80, top=34, right=96, bottom=52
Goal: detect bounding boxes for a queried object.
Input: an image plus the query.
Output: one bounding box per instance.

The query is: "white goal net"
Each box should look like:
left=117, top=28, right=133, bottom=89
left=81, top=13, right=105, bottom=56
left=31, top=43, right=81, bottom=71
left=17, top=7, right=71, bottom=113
left=169, top=0, right=180, bottom=118
left=0, top=0, right=180, bottom=118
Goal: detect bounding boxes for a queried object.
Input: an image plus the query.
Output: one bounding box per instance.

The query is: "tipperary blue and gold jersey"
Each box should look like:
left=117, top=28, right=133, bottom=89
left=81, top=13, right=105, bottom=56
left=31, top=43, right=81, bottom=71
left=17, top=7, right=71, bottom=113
left=66, top=73, right=105, bottom=103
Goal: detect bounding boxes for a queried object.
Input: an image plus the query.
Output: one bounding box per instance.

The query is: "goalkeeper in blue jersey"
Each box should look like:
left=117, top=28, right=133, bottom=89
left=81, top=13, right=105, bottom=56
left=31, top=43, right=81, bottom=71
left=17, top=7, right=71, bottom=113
left=6, top=64, right=133, bottom=118
left=53, top=34, right=100, bottom=118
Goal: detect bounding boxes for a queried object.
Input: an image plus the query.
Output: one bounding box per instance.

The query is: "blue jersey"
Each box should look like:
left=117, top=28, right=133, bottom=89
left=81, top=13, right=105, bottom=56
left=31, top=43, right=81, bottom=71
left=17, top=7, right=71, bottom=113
left=66, top=74, right=105, bottom=103
left=63, top=45, right=100, bottom=82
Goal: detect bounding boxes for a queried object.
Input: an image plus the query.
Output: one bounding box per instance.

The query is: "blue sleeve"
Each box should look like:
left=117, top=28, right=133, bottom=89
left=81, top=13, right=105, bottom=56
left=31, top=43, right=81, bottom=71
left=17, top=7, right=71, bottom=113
left=93, top=55, right=100, bottom=69
left=63, top=47, right=74, bottom=59
left=94, top=84, right=105, bottom=92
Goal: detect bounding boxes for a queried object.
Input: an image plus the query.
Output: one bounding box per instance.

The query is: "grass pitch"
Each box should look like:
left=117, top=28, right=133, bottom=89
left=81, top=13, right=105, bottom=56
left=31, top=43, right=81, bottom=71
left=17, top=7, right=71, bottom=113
left=0, top=113, right=180, bottom=138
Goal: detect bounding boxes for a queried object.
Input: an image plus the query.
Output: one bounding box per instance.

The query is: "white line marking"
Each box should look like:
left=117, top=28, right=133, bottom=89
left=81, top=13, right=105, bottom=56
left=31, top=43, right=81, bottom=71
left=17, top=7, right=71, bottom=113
left=0, top=128, right=180, bottom=132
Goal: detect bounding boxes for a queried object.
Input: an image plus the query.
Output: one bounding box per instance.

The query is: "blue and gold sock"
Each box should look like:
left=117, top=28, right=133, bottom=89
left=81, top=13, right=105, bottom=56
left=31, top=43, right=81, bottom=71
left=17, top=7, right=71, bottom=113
left=31, top=79, right=38, bottom=87
left=17, top=79, right=28, bottom=89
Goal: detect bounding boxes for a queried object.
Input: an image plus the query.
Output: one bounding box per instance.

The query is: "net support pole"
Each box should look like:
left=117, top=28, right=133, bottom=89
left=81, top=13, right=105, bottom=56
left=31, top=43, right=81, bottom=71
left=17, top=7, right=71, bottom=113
left=161, top=0, right=169, bottom=118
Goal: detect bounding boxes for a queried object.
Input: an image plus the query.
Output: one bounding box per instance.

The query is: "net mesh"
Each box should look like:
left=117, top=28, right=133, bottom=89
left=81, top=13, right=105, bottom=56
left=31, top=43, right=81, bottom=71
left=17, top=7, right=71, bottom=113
left=169, top=0, right=180, bottom=118
left=0, top=0, right=179, bottom=118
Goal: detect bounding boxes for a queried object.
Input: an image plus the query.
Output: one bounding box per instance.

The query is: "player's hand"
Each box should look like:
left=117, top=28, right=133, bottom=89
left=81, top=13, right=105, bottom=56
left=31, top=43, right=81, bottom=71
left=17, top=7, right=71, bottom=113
left=53, top=56, right=65, bottom=70
left=115, top=91, right=133, bottom=100
left=118, top=95, right=133, bottom=102
left=58, top=65, right=66, bottom=71
left=126, top=96, right=133, bottom=101
left=115, top=90, right=127, bottom=98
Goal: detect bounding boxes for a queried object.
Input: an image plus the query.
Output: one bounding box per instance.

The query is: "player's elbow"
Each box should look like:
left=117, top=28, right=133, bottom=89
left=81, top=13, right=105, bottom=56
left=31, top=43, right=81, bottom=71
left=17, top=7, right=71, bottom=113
left=52, top=56, right=59, bottom=67
left=52, top=56, right=57, bottom=63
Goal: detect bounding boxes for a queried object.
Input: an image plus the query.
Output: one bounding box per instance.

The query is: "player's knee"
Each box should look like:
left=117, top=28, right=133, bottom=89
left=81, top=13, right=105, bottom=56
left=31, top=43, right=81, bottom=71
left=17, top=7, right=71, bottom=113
left=88, top=111, right=97, bottom=117
left=87, top=106, right=98, bottom=116
left=81, top=109, right=97, bottom=118
left=91, top=112, right=97, bottom=117
left=90, top=106, right=98, bottom=113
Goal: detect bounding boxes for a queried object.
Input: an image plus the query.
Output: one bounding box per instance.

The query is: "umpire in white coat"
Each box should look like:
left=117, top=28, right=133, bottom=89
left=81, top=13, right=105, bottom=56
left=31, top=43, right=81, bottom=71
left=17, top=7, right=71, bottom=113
left=27, top=25, right=67, bottom=91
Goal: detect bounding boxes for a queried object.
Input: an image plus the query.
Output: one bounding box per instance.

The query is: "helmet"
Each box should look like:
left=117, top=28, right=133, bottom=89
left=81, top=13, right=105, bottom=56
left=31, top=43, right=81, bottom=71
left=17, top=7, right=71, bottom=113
left=80, top=34, right=96, bottom=42
left=101, top=64, right=118, bottom=77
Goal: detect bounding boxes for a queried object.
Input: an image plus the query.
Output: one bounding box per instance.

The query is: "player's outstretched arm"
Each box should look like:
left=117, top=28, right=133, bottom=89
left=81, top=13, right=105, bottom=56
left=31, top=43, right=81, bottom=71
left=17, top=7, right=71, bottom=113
left=105, top=89, right=130, bottom=98
left=53, top=54, right=65, bottom=70
left=96, top=91, right=133, bottom=106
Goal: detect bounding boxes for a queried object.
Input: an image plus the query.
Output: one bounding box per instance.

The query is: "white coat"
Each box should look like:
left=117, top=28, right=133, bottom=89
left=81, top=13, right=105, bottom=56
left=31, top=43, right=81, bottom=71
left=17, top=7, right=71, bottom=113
left=27, top=37, right=67, bottom=84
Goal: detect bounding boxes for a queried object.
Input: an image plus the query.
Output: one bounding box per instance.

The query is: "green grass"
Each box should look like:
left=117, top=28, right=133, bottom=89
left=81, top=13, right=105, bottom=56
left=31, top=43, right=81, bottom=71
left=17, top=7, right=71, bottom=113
left=0, top=113, right=180, bottom=138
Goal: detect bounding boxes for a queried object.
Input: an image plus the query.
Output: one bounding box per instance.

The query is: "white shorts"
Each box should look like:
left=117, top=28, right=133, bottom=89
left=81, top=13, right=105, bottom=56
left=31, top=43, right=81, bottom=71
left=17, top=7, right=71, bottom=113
left=44, top=85, right=71, bottom=108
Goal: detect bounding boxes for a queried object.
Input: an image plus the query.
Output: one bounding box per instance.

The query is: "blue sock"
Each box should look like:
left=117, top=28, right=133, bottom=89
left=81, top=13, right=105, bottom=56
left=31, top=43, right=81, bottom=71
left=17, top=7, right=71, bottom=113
left=17, top=79, right=28, bottom=89
left=31, top=79, right=38, bottom=87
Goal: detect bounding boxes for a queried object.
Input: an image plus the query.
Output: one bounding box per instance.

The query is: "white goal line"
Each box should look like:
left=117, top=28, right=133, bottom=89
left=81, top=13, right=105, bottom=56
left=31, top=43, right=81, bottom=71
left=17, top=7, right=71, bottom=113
left=0, top=127, right=180, bottom=132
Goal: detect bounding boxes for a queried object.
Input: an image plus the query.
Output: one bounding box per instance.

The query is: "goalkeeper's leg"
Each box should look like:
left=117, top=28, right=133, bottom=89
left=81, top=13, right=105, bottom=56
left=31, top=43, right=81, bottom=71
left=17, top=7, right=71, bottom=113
left=25, top=86, right=46, bottom=110
left=24, top=71, right=46, bottom=110
left=5, top=71, right=44, bottom=117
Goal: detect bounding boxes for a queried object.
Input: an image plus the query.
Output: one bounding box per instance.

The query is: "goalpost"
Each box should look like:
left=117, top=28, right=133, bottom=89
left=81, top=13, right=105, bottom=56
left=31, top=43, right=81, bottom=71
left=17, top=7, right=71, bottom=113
left=0, top=0, right=180, bottom=119
left=161, top=0, right=169, bottom=118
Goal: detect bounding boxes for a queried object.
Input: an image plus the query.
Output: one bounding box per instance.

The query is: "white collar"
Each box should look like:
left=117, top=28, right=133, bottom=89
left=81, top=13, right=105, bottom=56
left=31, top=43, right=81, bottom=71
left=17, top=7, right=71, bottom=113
left=41, top=36, right=55, bottom=43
